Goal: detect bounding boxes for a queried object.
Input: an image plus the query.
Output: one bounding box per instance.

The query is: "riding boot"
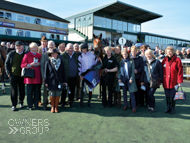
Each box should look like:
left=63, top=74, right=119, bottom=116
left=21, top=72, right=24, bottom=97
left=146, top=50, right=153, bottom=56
left=50, top=96, right=55, bottom=113
left=88, top=91, right=93, bottom=108
left=113, top=92, right=117, bottom=106
left=55, top=96, right=60, bottom=113
left=165, top=97, right=171, bottom=113
left=170, top=99, right=176, bottom=114
left=118, top=92, right=121, bottom=107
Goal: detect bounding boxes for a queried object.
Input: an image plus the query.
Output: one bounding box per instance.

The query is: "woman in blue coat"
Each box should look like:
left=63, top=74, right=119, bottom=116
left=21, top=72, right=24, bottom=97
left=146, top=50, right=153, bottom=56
left=118, top=49, right=137, bottom=113
left=141, top=49, right=163, bottom=113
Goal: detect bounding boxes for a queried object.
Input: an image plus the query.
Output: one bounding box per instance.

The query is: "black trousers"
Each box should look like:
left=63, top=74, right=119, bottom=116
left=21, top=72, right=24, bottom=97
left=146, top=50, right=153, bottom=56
left=27, top=84, right=41, bottom=108
left=102, top=76, right=114, bottom=107
left=134, top=79, right=140, bottom=106
left=145, top=83, right=156, bottom=108
left=10, top=75, right=25, bottom=106
left=61, top=77, right=77, bottom=104
left=38, top=84, right=42, bottom=102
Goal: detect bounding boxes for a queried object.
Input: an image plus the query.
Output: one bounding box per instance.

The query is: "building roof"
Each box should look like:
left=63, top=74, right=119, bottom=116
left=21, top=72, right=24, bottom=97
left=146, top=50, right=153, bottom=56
left=65, top=1, right=162, bottom=23
left=0, top=0, right=69, bottom=23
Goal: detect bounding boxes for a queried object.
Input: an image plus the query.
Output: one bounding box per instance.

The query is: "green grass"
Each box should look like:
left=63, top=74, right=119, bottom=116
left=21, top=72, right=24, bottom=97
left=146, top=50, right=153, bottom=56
left=0, top=83, right=190, bottom=143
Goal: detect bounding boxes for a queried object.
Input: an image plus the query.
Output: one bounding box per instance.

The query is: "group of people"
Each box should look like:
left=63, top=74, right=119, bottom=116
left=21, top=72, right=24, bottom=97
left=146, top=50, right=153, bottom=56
left=2, top=36, right=184, bottom=115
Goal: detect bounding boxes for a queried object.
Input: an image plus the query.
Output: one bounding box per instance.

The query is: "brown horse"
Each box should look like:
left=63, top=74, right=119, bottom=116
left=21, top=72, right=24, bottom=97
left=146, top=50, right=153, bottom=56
left=93, top=33, right=104, bottom=99
left=0, top=47, right=7, bottom=94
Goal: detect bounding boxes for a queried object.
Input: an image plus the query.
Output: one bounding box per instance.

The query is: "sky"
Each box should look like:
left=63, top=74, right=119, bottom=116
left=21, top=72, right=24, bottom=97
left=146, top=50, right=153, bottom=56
left=5, top=0, right=190, bottom=40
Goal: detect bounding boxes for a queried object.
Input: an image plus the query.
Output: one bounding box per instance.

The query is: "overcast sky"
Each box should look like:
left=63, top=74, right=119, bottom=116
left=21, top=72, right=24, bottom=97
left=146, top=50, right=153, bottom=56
left=5, top=0, right=190, bottom=40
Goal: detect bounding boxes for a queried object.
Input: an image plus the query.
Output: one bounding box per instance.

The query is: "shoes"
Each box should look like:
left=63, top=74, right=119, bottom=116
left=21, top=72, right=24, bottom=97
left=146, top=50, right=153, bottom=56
left=43, top=105, right=47, bottom=110
left=87, top=103, right=93, bottom=108
left=132, top=108, right=136, bottom=113
left=101, top=105, right=106, bottom=108
left=164, top=107, right=171, bottom=113
left=12, top=106, right=16, bottom=111
left=122, top=106, right=127, bottom=110
left=28, top=108, right=32, bottom=110
left=19, top=103, right=24, bottom=108
left=170, top=107, right=175, bottom=114
left=148, top=107, right=155, bottom=113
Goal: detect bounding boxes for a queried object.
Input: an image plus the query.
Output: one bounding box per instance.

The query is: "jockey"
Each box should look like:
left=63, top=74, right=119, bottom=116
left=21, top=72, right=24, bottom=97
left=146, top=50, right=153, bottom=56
left=78, top=43, right=101, bottom=108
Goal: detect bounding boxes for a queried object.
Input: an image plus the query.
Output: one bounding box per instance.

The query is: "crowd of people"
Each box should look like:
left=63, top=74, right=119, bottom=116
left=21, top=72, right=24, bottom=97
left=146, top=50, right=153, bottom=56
left=0, top=36, right=186, bottom=114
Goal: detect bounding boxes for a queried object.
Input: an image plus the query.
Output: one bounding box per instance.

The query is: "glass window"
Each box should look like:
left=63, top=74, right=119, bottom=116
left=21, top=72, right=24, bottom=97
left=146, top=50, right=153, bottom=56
left=35, top=18, right=41, bottom=24
left=94, top=16, right=99, bottom=27
left=87, top=15, right=92, bottom=26
left=50, top=21, right=55, bottom=27
left=59, top=22, right=64, bottom=28
left=137, top=25, right=140, bottom=32
left=50, top=34, right=54, bottom=39
left=11, top=13, right=16, bottom=21
left=25, top=31, right=30, bottom=37
left=46, top=33, right=51, bottom=39
left=0, top=27, right=4, bottom=34
left=12, top=29, right=17, bottom=36
left=36, top=32, right=41, bottom=38
left=41, top=32, right=46, bottom=37
left=128, top=23, right=133, bottom=32
left=105, top=18, right=111, bottom=29
left=46, top=20, right=51, bottom=26
left=30, top=16, right=36, bottom=24
left=56, top=22, right=60, bottom=28
left=63, top=23, right=68, bottom=29
left=100, top=17, right=105, bottom=28
left=17, top=15, right=24, bottom=22
left=76, top=18, right=81, bottom=28
left=59, top=35, right=64, bottom=40
left=41, top=19, right=46, bottom=26
left=118, top=21, right=122, bottom=30
left=133, top=24, right=136, bottom=32
left=149, top=36, right=152, bottom=43
left=30, top=31, right=36, bottom=38
left=113, top=20, right=117, bottom=30
left=81, top=16, right=86, bottom=27
left=155, top=37, right=158, bottom=43
left=0, top=11, right=4, bottom=18
left=122, top=22, right=127, bottom=31
left=17, top=30, right=24, bottom=36
left=5, top=12, right=12, bottom=20
left=25, top=16, right=30, bottom=23
left=6, top=28, right=12, bottom=35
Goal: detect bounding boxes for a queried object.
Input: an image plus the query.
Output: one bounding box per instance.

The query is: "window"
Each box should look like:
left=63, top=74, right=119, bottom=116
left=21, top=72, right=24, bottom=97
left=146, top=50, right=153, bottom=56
left=0, top=11, right=4, bottom=18
left=59, top=35, right=64, bottom=40
left=93, top=16, right=99, bottom=27
left=56, top=35, right=60, bottom=40
left=5, top=12, right=11, bottom=20
left=25, top=16, right=30, bottom=23
left=87, top=15, right=92, bottom=26
left=100, top=17, right=105, bottom=28
left=50, top=21, right=55, bottom=27
left=133, top=24, right=136, bottom=32
left=0, top=27, right=4, bottom=34
left=30, top=16, right=36, bottom=24
left=46, top=20, right=51, bottom=26
left=6, top=29, right=12, bottom=35
left=76, top=18, right=81, bottom=28
left=128, top=23, right=133, bottom=32
left=59, top=22, right=64, bottom=28
left=112, top=20, right=117, bottom=30
left=82, top=17, right=86, bottom=27
left=118, top=21, right=122, bottom=30
left=25, top=31, right=30, bottom=37
left=137, top=25, right=140, bottom=32
left=56, top=22, right=59, bottom=28
left=106, top=18, right=111, bottom=29
left=122, top=22, right=127, bottom=31
left=17, top=15, right=24, bottom=22
left=50, top=34, right=54, bottom=39
left=17, top=30, right=24, bottom=36
left=35, top=18, right=41, bottom=24
left=41, top=19, right=46, bottom=26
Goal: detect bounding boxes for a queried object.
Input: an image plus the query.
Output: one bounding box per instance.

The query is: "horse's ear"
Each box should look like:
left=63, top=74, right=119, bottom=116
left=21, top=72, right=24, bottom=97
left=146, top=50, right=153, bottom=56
left=99, top=33, right=102, bottom=39
left=93, top=34, right=97, bottom=38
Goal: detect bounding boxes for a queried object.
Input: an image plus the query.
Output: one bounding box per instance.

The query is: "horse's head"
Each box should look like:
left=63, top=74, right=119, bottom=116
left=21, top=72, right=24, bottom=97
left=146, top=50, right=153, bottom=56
left=93, top=33, right=102, bottom=57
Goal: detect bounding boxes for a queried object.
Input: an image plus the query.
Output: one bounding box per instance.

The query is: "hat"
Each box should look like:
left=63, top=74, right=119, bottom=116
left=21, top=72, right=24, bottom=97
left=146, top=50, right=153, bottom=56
left=15, top=41, right=23, bottom=46
left=40, top=36, right=48, bottom=42
left=48, top=49, right=60, bottom=56
left=81, top=43, right=88, bottom=49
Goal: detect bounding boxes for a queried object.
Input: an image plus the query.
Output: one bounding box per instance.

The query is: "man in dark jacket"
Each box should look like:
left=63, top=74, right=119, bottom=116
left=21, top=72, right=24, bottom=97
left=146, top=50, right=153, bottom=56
left=5, top=41, right=25, bottom=111
left=60, top=43, right=78, bottom=108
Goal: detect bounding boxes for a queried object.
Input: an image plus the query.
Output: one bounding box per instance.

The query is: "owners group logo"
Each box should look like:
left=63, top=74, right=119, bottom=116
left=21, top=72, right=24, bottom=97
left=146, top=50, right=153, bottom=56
left=8, top=119, right=49, bottom=134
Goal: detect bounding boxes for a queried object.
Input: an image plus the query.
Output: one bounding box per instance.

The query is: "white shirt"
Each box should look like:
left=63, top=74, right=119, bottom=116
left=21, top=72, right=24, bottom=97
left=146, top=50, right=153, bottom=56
left=124, top=62, right=128, bottom=77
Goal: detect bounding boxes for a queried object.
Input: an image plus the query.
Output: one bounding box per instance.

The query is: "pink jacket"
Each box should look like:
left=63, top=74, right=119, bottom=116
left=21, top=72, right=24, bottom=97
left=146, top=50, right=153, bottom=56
left=21, top=52, right=42, bottom=84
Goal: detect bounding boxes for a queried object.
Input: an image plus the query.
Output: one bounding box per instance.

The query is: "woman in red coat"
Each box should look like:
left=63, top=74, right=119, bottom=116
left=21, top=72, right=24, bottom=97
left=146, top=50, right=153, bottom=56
left=21, top=42, right=42, bottom=110
left=162, top=46, right=183, bottom=114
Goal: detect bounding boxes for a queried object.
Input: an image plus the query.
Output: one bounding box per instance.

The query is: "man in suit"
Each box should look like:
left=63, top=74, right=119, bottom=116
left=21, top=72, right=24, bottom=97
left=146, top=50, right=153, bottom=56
left=40, top=40, right=55, bottom=110
left=38, top=36, right=48, bottom=54
left=38, top=36, right=48, bottom=105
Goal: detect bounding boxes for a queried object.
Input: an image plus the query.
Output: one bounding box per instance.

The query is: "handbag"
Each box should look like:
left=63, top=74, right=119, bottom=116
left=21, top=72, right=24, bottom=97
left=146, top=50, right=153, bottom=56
left=174, top=87, right=186, bottom=100
left=147, top=63, right=160, bottom=88
left=21, top=68, right=35, bottom=78
left=49, top=61, right=64, bottom=91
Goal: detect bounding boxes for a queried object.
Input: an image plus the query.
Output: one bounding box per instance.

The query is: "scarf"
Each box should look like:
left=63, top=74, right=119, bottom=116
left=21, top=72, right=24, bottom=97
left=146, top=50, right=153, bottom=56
left=167, top=54, right=174, bottom=61
left=123, top=57, right=130, bottom=63
left=51, top=57, right=61, bottom=71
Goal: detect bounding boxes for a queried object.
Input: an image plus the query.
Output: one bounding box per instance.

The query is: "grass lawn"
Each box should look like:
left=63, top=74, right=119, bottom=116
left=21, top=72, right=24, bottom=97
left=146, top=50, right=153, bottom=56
left=0, top=83, right=190, bottom=143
